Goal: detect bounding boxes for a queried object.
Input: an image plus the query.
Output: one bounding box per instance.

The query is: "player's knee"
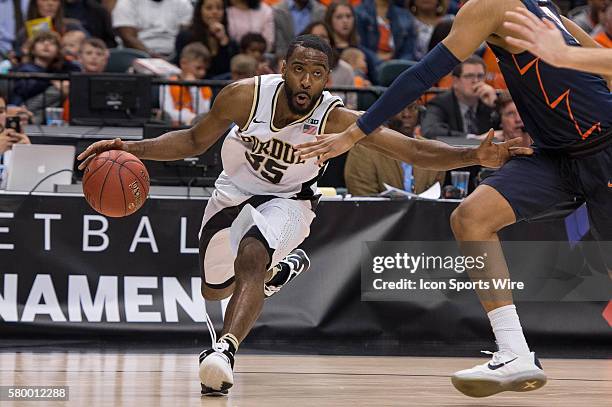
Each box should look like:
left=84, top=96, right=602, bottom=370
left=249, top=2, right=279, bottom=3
left=234, top=237, right=269, bottom=280
left=451, top=201, right=482, bottom=238
left=451, top=200, right=503, bottom=239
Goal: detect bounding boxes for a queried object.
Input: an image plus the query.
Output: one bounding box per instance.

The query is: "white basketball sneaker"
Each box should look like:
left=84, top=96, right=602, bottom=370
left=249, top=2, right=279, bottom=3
left=452, top=350, right=547, bottom=397
left=264, top=249, right=311, bottom=298
left=199, top=340, right=235, bottom=396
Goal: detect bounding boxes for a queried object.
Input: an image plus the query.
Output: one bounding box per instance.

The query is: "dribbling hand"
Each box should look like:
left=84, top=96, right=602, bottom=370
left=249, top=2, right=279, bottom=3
left=77, top=138, right=128, bottom=170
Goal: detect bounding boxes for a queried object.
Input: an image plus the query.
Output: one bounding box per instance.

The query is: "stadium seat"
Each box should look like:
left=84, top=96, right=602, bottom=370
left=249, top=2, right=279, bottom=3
left=377, top=59, right=418, bottom=87
left=357, top=89, right=380, bottom=111
left=106, top=48, right=151, bottom=73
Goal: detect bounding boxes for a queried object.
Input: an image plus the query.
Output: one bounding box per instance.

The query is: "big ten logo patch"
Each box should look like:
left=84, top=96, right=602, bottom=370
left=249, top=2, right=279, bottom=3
left=303, top=118, right=319, bottom=135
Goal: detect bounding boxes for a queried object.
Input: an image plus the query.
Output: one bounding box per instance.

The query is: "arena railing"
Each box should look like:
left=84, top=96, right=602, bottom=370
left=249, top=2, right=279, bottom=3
left=0, top=73, right=446, bottom=127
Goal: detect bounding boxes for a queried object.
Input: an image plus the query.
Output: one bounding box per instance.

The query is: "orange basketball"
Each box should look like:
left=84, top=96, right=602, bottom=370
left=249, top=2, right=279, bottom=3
left=82, top=150, right=150, bottom=217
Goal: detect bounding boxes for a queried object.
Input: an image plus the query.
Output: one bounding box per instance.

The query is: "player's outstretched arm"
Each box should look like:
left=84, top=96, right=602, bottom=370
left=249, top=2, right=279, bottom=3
left=297, top=0, right=508, bottom=162
left=504, top=8, right=612, bottom=76
left=78, top=79, right=255, bottom=169
left=324, top=107, right=533, bottom=170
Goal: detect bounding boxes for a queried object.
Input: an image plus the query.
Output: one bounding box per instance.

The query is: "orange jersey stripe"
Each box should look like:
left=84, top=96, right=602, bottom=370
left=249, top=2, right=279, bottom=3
left=512, top=55, right=601, bottom=140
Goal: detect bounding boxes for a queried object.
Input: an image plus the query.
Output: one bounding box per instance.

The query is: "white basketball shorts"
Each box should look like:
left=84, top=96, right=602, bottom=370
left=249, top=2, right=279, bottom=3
left=198, top=177, right=316, bottom=289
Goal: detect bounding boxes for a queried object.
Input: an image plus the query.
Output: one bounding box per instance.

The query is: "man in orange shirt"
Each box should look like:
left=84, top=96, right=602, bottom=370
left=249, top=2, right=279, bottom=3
left=161, top=43, right=213, bottom=126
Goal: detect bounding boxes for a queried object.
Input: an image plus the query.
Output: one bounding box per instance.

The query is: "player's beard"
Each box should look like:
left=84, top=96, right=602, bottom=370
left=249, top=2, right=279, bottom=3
left=284, top=85, right=318, bottom=115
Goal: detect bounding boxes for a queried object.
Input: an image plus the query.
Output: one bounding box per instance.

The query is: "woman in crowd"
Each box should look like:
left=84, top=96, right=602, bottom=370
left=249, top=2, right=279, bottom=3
left=15, top=0, right=84, bottom=53
left=226, top=0, right=274, bottom=52
left=11, top=31, right=80, bottom=113
left=325, top=2, right=379, bottom=83
left=408, top=0, right=453, bottom=60
left=325, top=1, right=360, bottom=54
left=355, top=0, right=416, bottom=62
left=175, top=0, right=239, bottom=78
left=299, top=22, right=357, bottom=107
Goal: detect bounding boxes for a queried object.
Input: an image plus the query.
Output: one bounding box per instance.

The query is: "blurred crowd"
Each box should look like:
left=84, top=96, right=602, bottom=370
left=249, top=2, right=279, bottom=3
left=0, top=0, right=610, bottom=195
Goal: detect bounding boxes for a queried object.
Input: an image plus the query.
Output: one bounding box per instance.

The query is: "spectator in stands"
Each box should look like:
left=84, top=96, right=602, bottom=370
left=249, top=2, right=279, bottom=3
left=78, top=38, right=109, bottom=73
left=593, top=3, right=612, bottom=47
left=239, top=33, right=275, bottom=75
left=569, top=0, right=609, bottom=34
left=355, top=0, right=416, bottom=62
left=345, top=102, right=445, bottom=196
left=496, top=92, right=532, bottom=148
left=227, top=0, right=275, bottom=52
left=6, top=105, right=34, bottom=128
left=161, top=43, right=213, bottom=126
left=175, top=0, right=238, bottom=79
left=0, top=93, right=31, bottom=161
left=340, top=47, right=371, bottom=87
left=15, top=0, right=85, bottom=53
left=421, top=55, right=499, bottom=193
left=61, top=38, right=109, bottom=123
left=408, top=0, right=453, bottom=61
left=0, top=0, right=28, bottom=55
left=325, top=1, right=359, bottom=54
left=325, top=1, right=381, bottom=84
left=230, top=54, right=258, bottom=80
left=61, top=29, right=86, bottom=62
left=274, top=0, right=326, bottom=58
left=301, top=21, right=332, bottom=43
left=10, top=31, right=80, bottom=111
left=26, top=0, right=65, bottom=34
left=421, top=56, right=498, bottom=140
left=299, top=22, right=355, bottom=89
left=64, top=0, right=117, bottom=48
left=112, top=0, right=193, bottom=58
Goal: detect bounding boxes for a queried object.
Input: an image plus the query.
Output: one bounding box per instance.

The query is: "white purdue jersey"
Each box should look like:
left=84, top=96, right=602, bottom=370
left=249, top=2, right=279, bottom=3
left=219, top=74, right=343, bottom=198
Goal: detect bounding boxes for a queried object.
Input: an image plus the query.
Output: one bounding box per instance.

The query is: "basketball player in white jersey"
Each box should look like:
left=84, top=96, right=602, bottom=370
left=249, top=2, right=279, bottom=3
left=78, top=35, right=532, bottom=396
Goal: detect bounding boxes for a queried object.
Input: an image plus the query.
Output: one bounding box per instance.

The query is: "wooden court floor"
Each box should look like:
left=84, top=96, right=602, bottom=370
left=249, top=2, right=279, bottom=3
left=0, top=353, right=610, bottom=406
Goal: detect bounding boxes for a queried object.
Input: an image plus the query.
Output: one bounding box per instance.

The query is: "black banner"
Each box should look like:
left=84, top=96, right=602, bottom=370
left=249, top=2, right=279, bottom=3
left=0, top=194, right=610, bottom=353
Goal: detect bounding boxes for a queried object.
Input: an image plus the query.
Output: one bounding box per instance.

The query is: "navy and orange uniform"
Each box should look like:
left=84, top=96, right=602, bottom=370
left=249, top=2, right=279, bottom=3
left=482, top=0, right=612, bottom=247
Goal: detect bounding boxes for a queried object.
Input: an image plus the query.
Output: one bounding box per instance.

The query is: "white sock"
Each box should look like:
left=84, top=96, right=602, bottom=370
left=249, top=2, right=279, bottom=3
left=487, top=304, right=530, bottom=355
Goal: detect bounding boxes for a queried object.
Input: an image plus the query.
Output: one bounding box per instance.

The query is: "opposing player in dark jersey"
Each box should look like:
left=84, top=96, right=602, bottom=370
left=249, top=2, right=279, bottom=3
left=297, top=0, right=612, bottom=398
left=504, top=7, right=612, bottom=76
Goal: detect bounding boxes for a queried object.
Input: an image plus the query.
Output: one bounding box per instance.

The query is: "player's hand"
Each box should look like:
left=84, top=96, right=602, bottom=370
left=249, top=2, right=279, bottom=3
left=467, top=129, right=504, bottom=141
left=296, top=123, right=366, bottom=165
left=77, top=138, right=128, bottom=170
left=503, top=8, right=566, bottom=68
left=475, top=129, right=533, bottom=168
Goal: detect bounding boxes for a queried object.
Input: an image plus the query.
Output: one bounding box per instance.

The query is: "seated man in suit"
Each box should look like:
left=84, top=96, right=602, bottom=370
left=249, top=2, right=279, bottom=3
left=421, top=55, right=499, bottom=140
left=344, top=102, right=445, bottom=196
left=421, top=55, right=499, bottom=193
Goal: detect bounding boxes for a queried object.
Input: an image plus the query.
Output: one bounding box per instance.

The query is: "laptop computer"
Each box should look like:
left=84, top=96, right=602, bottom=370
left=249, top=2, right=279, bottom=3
left=5, top=144, right=76, bottom=192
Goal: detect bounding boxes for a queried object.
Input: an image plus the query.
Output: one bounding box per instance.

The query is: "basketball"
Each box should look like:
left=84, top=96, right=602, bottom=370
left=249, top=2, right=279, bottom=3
left=82, top=150, right=150, bottom=217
